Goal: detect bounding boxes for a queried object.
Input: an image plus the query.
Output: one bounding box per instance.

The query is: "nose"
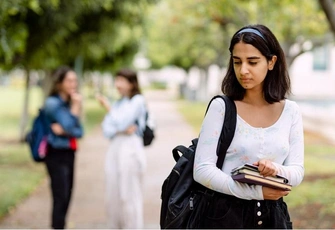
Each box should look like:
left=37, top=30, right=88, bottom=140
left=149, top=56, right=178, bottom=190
left=240, top=62, right=249, bottom=75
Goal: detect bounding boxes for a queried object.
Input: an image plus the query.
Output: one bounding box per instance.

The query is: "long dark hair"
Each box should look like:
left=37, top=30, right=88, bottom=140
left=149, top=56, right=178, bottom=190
left=116, top=68, right=141, bottom=98
left=221, top=24, right=291, bottom=103
left=49, top=66, right=74, bottom=97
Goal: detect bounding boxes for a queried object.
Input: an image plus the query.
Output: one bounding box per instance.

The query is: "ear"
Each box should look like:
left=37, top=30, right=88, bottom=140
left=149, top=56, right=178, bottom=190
left=268, top=55, right=277, bottom=70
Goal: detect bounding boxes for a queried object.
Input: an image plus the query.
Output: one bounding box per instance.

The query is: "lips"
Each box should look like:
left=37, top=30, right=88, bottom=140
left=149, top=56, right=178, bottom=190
left=240, top=78, right=251, bottom=83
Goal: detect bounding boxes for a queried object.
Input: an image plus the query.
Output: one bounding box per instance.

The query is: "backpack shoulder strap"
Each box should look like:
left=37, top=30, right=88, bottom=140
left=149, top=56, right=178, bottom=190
left=205, top=95, right=237, bottom=169
left=172, top=145, right=190, bottom=162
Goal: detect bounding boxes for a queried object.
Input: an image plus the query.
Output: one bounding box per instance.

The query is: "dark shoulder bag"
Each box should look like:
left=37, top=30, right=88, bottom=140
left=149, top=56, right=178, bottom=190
left=160, top=95, right=237, bottom=229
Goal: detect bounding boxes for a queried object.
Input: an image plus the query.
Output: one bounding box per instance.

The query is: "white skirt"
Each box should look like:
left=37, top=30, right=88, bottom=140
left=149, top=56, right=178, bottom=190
left=105, top=134, right=146, bottom=229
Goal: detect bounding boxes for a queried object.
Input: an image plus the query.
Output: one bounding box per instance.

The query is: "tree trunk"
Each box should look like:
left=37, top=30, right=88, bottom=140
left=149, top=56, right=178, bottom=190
left=319, top=0, right=335, bottom=37
left=40, top=70, right=52, bottom=99
left=19, top=69, right=30, bottom=142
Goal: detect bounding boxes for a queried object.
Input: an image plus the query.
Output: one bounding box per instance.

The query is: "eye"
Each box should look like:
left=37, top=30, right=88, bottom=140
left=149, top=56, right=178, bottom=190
left=233, top=61, right=241, bottom=65
left=249, top=62, right=257, bottom=65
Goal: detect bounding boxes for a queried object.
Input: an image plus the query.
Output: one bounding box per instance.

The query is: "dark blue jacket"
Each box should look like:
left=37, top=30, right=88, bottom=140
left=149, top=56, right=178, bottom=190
left=44, top=95, right=83, bottom=149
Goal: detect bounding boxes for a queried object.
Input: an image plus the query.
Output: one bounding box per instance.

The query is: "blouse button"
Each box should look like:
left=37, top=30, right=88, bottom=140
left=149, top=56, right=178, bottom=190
left=257, top=202, right=261, bottom=207
left=257, top=211, right=262, bottom=216
left=258, top=221, right=263, bottom=225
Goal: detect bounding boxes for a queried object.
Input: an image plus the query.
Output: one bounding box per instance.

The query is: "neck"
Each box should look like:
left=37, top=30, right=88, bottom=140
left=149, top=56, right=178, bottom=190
left=243, top=90, right=267, bottom=106
left=59, top=92, right=69, bottom=102
left=122, top=92, right=131, bottom=98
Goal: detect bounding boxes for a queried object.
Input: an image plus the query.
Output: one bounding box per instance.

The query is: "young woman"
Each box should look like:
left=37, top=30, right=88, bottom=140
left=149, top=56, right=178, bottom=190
left=97, top=69, right=147, bottom=229
left=194, top=25, right=304, bottom=229
left=44, top=66, right=83, bottom=229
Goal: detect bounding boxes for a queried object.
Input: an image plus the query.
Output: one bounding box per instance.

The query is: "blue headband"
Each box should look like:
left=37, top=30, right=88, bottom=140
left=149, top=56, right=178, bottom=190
left=237, top=28, right=266, bottom=41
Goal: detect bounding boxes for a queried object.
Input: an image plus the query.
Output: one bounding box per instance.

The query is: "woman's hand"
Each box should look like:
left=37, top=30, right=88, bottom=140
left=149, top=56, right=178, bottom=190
left=253, top=159, right=278, bottom=177
left=124, top=125, right=137, bottom=135
left=51, top=123, right=66, bottom=135
left=71, top=92, right=82, bottom=105
left=70, top=92, right=82, bottom=117
left=96, top=94, right=111, bottom=111
left=262, top=186, right=290, bottom=200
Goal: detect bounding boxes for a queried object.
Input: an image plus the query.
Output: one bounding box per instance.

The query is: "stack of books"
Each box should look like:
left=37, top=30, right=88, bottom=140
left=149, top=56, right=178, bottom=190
left=231, top=163, right=292, bottom=191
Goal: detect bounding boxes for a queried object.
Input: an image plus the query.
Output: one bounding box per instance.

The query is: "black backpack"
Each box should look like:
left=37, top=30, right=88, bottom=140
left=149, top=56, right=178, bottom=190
left=143, top=111, right=155, bottom=146
left=160, top=95, right=237, bottom=229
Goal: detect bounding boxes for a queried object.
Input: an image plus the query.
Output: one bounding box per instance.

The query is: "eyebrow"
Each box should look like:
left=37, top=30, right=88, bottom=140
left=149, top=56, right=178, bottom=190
left=232, top=56, right=261, bottom=60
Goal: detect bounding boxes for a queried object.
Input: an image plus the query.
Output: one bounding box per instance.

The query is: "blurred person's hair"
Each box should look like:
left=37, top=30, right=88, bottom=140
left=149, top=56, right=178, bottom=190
left=116, top=68, right=141, bottom=98
left=221, top=24, right=291, bottom=104
left=49, top=66, right=74, bottom=97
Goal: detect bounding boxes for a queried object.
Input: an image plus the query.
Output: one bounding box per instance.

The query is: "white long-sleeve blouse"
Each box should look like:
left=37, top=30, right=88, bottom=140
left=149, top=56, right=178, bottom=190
left=101, top=94, right=146, bottom=139
left=193, top=98, right=304, bottom=200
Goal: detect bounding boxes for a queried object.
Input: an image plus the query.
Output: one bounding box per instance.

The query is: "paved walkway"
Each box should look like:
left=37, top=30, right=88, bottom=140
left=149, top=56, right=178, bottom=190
left=0, top=90, right=196, bottom=229
left=1, top=90, right=332, bottom=229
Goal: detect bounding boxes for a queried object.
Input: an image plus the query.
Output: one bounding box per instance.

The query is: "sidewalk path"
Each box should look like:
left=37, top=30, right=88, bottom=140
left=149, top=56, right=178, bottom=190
left=0, top=89, right=196, bottom=229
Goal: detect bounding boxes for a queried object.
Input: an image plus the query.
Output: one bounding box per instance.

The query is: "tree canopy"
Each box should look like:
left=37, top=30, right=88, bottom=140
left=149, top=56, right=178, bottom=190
left=0, top=0, right=156, bottom=71
left=145, top=0, right=330, bottom=70
left=0, top=0, right=333, bottom=72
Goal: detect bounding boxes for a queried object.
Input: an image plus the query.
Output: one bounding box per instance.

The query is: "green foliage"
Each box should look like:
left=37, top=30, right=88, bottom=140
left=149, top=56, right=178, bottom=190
left=146, top=0, right=231, bottom=69
left=0, top=0, right=331, bottom=71
left=0, top=0, right=157, bottom=71
left=146, top=0, right=329, bottom=70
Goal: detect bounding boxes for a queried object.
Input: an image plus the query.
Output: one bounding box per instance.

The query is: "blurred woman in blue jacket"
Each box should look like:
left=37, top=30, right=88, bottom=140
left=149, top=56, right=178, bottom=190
left=44, top=66, right=83, bottom=229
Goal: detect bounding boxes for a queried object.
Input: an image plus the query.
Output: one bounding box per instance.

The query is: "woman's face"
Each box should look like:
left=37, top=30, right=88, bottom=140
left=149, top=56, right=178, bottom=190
left=114, top=76, right=132, bottom=96
left=59, top=71, right=78, bottom=96
left=232, top=42, right=276, bottom=91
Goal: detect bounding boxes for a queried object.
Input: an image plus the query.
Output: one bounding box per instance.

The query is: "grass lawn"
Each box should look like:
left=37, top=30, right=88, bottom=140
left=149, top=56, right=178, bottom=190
left=177, top=99, right=335, bottom=229
left=0, top=86, right=105, bottom=219
left=0, top=86, right=45, bottom=218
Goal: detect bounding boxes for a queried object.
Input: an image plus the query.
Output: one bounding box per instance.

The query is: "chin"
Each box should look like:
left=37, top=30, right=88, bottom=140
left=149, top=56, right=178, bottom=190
left=118, top=91, right=126, bottom=96
left=242, top=84, right=253, bottom=89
